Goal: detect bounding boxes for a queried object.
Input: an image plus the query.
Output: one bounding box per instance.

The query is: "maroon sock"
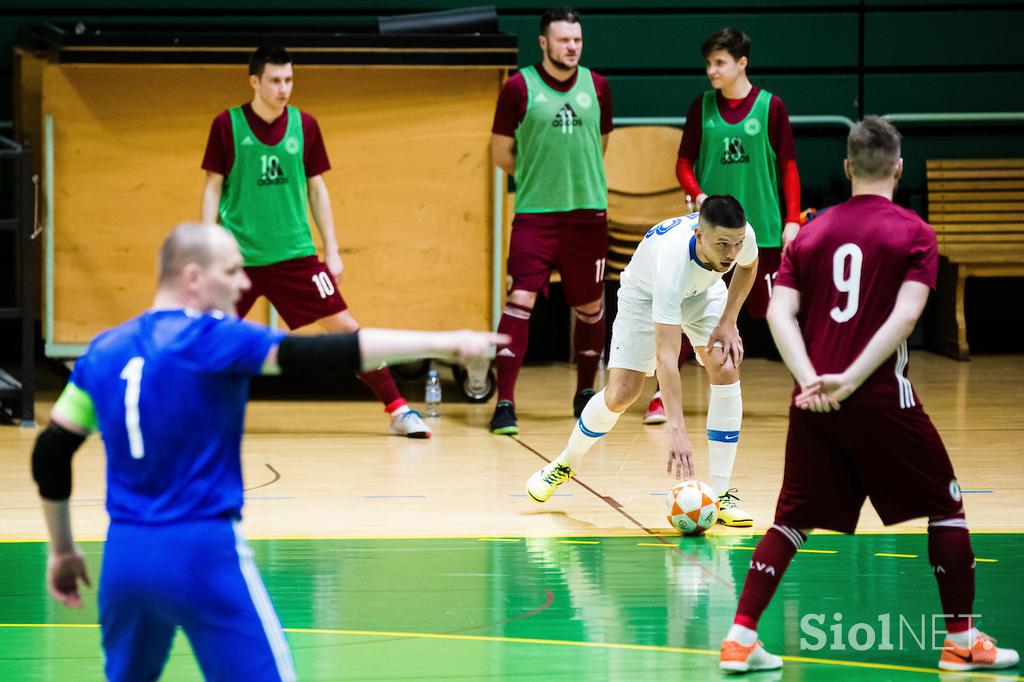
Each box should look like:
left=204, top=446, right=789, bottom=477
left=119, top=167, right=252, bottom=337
left=573, top=310, right=605, bottom=394
left=356, top=367, right=406, bottom=412
left=928, top=514, right=976, bottom=634
left=496, top=302, right=532, bottom=404
left=734, top=525, right=804, bottom=629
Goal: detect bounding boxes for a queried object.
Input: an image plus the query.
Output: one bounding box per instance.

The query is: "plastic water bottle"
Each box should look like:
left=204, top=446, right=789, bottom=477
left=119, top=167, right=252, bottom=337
left=425, top=370, right=442, bottom=418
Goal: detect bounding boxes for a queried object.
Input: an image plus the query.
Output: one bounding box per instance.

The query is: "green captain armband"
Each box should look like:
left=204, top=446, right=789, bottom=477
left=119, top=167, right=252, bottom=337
left=53, top=382, right=98, bottom=433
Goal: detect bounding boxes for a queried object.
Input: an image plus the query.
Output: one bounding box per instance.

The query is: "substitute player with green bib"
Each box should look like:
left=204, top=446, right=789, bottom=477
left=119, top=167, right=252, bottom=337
left=201, top=47, right=430, bottom=439
left=489, top=7, right=614, bottom=435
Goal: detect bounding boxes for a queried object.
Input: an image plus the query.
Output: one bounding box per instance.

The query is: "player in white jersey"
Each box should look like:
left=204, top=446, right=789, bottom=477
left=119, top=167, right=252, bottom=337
left=526, top=195, right=759, bottom=518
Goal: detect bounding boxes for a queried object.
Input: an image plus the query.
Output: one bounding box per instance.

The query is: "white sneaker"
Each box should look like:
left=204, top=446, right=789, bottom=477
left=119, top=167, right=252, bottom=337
left=526, top=461, right=574, bottom=503
left=939, top=631, right=1019, bottom=671
left=720, top=639, right=783, bottom=674
left=390, top=410, right=432, bottom=439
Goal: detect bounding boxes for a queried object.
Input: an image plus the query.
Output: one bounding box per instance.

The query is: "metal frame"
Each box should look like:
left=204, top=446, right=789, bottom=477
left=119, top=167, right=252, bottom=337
left=0, top=135, right=37, bottom=426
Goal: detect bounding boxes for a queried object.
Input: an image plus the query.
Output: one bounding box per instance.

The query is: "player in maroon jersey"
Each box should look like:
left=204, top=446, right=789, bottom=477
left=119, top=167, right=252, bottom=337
left=719, top=117, right=1018, bottom=673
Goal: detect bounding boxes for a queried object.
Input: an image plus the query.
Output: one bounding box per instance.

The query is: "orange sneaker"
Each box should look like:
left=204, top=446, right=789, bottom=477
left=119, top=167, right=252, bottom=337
left=720, top=639, right=783, bottom=674
left=938, top=631, right=1019, bottom=671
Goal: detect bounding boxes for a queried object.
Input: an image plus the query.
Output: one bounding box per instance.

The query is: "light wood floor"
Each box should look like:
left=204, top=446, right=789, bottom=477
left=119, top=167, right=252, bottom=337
left=2, top=352, right=1022, bottom=540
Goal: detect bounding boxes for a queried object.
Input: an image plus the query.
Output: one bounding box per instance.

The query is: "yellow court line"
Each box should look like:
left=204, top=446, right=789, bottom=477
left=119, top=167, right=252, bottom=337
left=718, top=546, right=840, bottom=555
left=637, top=542, right=675, bottom=548
left=477, top=538, right=521, bottom=543
left=558, top=540, right=601, bottom=545
left=876, top=552, right=919, bottom=558
left=2, top=623, right=1020, bottom=680
left=976, top=558, right=999, bottom=563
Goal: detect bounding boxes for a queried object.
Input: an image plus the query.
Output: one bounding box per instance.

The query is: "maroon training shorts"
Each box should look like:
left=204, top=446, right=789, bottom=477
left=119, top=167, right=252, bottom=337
left=507, top=210, right=608, bottom=307
left=235, top=255, right=347, bottom=329
left=724, top=246, right=781, bottom=319
left=774, top=404, right=963, bottom=534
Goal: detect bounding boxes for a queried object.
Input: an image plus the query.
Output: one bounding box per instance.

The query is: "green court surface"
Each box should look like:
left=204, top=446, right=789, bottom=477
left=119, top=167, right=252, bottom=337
left=1, top=534, right=1021, bottom=680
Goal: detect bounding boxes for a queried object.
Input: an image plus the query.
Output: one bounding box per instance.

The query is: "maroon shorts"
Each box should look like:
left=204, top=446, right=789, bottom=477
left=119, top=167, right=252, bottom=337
left=507, top=210, right=608, bottom=307
left=236, top=255, right=347, bottom=329
left=775, top=404, right=963, bottom=534
left=724, top=246, right=780, bottom=319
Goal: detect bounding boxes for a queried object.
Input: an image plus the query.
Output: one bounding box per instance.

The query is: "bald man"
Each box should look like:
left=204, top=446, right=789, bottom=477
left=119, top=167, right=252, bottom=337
left=32, top=222, right=505, bottom=682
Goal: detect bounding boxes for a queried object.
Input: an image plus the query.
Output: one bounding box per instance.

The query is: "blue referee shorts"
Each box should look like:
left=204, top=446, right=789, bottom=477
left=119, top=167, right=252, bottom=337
left=99, top=517, right=296, bottom=682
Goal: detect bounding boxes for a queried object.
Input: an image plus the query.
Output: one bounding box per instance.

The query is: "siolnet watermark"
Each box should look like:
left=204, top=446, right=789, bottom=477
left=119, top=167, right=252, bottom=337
left=800, top=612, right=980, bottom=652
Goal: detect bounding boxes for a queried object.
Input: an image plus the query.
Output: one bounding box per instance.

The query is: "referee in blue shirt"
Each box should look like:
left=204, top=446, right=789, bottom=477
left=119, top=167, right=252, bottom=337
left=32, top=222, right=505, bottom=682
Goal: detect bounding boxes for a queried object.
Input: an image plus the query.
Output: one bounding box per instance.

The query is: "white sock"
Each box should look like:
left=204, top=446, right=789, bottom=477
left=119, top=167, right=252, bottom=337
left=391, top=404, right=410, bottom=417
left=707, top=381, right=742, bottom=496
left=947, top=628, right=980, bottom=648
left=726, top=623, right=758, bottom=646
left=556, top=389, right=622, bottom=471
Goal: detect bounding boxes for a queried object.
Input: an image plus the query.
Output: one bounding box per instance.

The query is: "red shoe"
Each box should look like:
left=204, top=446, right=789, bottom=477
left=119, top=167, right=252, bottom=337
left=644, top=394, right=667, bottom=425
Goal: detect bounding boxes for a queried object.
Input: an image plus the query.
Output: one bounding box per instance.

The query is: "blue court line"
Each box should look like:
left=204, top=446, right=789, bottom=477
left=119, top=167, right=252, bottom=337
left=962, top=490, right=993, bottom=494
left=361, top=495, right=427, bottom=499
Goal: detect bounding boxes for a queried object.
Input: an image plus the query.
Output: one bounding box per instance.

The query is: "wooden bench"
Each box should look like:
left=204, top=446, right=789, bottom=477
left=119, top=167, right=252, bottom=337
left=926, top=158, right=1024, bottom=359
left=603, top=126, right=687, bottom=280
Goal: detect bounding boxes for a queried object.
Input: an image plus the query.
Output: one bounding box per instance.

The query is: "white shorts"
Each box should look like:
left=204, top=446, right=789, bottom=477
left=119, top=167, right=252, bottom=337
left=608, top=280, right=728, bottom=376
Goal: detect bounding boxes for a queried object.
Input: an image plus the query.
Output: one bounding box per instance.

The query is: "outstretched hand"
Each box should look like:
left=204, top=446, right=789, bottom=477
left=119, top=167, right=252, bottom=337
left=450, top=331, right=510, bottom=362
left=47, top=547, right=91, bottom=608
left=666, top=430, right=695, bottom=480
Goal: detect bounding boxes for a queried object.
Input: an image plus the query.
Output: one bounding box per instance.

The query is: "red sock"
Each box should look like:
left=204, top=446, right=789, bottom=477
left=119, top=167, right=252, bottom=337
left=356, top=367, right=406, bottom=412
left=573, top=309, right=605, bottom=394
left=734, top=525, right=804, bottom=630
left=496, top=302, right=532, bottom=404
left=928, top=514, right=976, bottom=634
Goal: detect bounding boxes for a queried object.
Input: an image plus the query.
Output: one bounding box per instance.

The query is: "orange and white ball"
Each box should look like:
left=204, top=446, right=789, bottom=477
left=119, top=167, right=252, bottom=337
left=665, top=480, right=720, bottom=535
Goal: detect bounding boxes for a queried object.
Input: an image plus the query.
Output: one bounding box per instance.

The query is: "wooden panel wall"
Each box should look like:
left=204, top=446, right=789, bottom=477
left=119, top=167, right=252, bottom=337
left=43, top=64, right=498, bottom=342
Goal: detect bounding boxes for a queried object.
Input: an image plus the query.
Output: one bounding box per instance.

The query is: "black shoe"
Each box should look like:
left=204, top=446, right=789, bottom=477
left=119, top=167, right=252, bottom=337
left=490, top=400, right=519, bottom=435
left=573, top=388, right=596, bottom=418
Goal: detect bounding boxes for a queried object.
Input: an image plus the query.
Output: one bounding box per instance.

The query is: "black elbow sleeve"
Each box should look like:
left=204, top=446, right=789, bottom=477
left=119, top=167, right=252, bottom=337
left=31, top=423, right=85, bottom=501
left=277, top=332, right=362, bottom=375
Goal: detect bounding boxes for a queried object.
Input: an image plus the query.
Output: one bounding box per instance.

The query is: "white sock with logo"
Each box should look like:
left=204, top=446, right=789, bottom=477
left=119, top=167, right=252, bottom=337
left=556, top=389, right=622, bottom=471
left=708, top=381, right=742, bottom=496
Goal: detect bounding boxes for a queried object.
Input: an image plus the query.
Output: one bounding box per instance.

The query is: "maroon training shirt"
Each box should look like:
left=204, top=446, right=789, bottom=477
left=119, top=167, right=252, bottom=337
left=774, top=194, right=938, bottom=409
left=201, top=103, right=331, bottom=178
left=491, top=64, right=614, bottom=136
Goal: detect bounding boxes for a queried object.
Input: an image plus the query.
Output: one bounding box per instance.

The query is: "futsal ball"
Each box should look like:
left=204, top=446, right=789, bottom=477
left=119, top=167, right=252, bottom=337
left=665, top=480, right=720, bottom=535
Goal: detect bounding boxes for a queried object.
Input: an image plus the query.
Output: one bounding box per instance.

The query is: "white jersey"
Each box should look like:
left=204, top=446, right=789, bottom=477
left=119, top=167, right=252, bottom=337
left=619, top=213, right=758, bottom=326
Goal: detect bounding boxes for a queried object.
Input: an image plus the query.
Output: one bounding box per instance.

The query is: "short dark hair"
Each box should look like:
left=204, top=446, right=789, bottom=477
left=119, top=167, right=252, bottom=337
left=847, top=116, right=901, bottom=180
left=701, top=28, right=751, bottom=61
left=699, top=194, right=747, bottom=230
left=540, top=7, right=582, bottom=35
left=249, top=47, right=292, bottom=78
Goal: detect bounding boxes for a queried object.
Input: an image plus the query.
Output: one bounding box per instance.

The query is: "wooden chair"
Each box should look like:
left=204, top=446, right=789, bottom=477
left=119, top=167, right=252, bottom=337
left=926, top=158, right=1024, bottom=359
left=603, top=126, right=687, bottom=280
